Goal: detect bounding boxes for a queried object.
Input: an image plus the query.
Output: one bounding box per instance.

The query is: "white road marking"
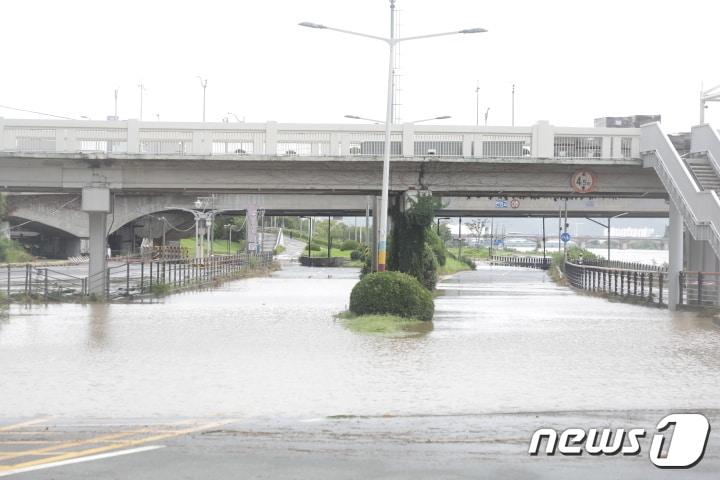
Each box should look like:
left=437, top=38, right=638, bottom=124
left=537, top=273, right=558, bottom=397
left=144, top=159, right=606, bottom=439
left=0, top=445, right=165, bottom=477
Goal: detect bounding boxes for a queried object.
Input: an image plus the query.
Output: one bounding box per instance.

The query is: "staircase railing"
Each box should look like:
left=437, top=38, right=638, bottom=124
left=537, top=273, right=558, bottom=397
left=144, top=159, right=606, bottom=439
left=640, top=123, right=720, bottom=260
left=690, top=124, right=720, bottom=178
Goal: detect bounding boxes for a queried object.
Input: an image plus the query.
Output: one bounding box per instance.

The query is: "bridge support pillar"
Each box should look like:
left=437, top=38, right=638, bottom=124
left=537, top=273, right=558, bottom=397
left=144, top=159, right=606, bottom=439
left=246, top=205, right=258, bottom=253
left=668, top=202, right=683, bottom=311
left=87, top=212, right=108, bottom=295
left=82, top=187, right=111, bottom=296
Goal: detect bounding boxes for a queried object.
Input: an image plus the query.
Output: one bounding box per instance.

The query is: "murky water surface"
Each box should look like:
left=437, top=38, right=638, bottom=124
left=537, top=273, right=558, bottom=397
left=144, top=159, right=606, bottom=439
left=1, top=264, right=718, bottom=418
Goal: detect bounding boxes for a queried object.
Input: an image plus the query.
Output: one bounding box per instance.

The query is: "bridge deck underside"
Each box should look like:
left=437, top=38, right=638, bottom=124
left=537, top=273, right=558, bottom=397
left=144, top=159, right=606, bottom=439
left=1, top=154, right=665, bottom=198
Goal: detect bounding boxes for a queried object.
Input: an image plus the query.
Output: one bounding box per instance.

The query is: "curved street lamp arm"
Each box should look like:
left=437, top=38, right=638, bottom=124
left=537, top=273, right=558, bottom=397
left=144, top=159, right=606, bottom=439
left=397, top=28, right=487, bottom=43
left=299, top=22, right=389, bottom=43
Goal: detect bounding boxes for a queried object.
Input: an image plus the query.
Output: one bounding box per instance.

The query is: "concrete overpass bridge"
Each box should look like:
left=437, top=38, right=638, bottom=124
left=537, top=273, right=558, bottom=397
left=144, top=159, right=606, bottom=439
left=1, top=118, right=719, bottom=309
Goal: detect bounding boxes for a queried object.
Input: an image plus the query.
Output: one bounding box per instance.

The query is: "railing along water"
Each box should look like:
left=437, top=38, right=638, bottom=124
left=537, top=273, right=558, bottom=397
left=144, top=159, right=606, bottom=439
left=0, top=252, right=273, bottom=303
left=564, top=259, right=668, bottom=307
left=489, top=255, right=551, bottom=270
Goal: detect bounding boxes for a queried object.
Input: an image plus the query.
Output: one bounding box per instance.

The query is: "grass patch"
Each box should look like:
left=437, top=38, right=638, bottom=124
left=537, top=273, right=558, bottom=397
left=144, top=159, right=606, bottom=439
left=0, top=238, right=33, bottom=263
left=179, top=238, right=246, bottom=255
left=337, top=311, right=431, bottom=334
left=305, top=247, right=364, bottom=266
left=438, top=256, right=472, bottom=275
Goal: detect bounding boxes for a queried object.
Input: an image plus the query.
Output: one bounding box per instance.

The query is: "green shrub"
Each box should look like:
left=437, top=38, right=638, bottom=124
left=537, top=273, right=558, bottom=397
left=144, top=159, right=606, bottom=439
left=458, top=255, right=476, bottom=270
left=273, top=245, right=286, bottom=255
left=425, top=228, right=447, bottom=266
left=349, top=271, right=434, bottom=321
left=0, top=238, right=32, bottom=263
left=306, top=243, right=322, bottom=252
left=350, top=249, right=363, bottom=261
left=340, top=239, right=360, bottom=251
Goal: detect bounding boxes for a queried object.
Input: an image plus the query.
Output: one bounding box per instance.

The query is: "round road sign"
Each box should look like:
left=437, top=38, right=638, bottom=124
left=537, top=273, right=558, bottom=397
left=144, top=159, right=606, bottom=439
left=571, top=170, right=597, bottom=194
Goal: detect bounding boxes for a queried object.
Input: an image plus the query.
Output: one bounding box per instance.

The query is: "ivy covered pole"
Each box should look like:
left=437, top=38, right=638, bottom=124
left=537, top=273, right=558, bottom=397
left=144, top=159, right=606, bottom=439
left=299, top=4, right=486, bottom=272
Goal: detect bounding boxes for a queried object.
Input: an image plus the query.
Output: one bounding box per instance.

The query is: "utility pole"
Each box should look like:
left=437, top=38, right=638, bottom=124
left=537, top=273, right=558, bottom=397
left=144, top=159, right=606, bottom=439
left=475, top=82, right=480, bottom=126
left=484, top=107, right=490, bottom=126
left=458, top=217, right=463, bottom=258
left=114, top=88, right=119, bottom=118
left=138, top=82, right=146, bottom=121
left=198, top=77, right=208, bottom=122
left=511, top=83, right=515, bottom=126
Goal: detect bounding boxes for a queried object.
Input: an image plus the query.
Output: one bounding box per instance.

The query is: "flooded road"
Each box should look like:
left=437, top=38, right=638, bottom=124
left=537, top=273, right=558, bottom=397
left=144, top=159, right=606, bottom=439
left=1, top=264, right=718, bottom=419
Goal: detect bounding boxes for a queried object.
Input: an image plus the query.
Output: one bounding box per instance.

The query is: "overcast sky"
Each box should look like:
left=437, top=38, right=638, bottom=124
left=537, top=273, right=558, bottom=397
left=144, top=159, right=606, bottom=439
left=1, top=0, right=718, bottom=132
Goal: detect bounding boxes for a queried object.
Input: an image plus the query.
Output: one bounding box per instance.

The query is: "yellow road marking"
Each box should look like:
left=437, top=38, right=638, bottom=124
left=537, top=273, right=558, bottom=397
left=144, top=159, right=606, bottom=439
left=0, top=419, right=235, bottom=472
left=0, top=430, right=146, bottom=462
left=0, top=452, right=56, bottom=456
left=0, top=441, right=59, bottom=445
left=0, top=418, right=52, bottom=432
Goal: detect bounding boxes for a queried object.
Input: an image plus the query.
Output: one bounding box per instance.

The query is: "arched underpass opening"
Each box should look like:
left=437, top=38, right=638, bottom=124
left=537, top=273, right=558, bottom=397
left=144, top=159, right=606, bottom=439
left=8, top=217, right=82, bottom=259
left=108, top=210, right=196, bottom=256
left=109, top=210, right=251, bottom=257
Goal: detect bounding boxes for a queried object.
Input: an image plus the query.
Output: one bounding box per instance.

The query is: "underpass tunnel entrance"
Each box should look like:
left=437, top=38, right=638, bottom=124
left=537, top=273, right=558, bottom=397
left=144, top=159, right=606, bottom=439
left=108, top=210, right=196, bottom=256
left=8, top=217, right=82, bottom=259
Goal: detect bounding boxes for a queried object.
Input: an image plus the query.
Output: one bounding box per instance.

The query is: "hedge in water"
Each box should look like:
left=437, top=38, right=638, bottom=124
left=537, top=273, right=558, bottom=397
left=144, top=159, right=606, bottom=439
left=349, top=271, right=434, bottom=321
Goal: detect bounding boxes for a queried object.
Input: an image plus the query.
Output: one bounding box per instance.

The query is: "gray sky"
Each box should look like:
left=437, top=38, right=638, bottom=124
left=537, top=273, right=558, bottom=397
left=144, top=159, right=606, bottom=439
left=1, top=0, right=719, bottom=132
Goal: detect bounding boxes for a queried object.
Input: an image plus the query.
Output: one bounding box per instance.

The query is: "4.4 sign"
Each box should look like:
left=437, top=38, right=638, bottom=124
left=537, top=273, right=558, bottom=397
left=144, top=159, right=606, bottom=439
left=571, top=170, right=597, bottom=194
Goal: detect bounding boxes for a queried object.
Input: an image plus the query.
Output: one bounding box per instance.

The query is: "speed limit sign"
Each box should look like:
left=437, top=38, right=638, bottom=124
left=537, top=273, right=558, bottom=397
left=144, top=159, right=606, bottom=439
left=571, top=170, right=597, bottom=194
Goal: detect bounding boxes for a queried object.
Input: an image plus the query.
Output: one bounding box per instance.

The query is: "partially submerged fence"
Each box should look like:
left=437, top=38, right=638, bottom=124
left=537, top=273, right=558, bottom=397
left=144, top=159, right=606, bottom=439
left=490, top=255, right=551, bottom=270
left=1, top=252, right=273, bottom=302
left=680, top=272, right=720, bottom=308
left=564, top=260, right=668, bottom=306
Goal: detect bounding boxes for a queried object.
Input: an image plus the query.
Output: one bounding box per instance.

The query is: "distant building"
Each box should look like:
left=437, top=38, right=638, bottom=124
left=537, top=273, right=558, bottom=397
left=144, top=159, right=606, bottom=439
left=594, top=115, right=661, bottom=128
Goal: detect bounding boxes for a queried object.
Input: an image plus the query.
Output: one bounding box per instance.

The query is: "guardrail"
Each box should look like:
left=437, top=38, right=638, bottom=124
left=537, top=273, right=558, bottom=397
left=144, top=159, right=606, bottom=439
left=1, top=252, right=273, bottom=302
left=0, top=118, right=640, bottom=160
left=679, top=271, right=720, bottom=308
left=576, top=258, right=666, bottom=272
left=564, top=260, right=668, bottom=306
left=489, top=255, right=551, bottom=270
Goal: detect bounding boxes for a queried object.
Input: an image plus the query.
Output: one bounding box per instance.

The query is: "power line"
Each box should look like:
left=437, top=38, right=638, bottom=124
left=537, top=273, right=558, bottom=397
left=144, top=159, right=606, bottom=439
left=0, top=104, right=76, bottom=120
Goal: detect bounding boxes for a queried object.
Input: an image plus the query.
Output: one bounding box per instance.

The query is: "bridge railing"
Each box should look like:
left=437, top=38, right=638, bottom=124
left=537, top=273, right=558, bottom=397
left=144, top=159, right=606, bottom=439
left=564, top=260, right=668, bottom=306
left=0, top=118, right=640, bottom=160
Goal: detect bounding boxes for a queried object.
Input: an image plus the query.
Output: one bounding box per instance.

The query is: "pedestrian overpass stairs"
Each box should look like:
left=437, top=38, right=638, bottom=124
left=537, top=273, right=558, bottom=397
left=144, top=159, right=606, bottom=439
left=640, top=123, right=720, bottom=261
left=683, top=152, right=720, bottom=191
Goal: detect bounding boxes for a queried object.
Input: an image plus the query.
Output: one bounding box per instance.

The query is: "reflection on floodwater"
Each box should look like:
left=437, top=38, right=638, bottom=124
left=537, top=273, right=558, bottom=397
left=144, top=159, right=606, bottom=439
left=0, top=264, right=719, bottom=418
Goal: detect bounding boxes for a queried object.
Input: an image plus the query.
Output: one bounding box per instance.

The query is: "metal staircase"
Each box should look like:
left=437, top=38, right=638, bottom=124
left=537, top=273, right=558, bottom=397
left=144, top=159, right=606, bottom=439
left=640, top=123, right=720, bottom=260
left=683, top=152, right=720, bottom=191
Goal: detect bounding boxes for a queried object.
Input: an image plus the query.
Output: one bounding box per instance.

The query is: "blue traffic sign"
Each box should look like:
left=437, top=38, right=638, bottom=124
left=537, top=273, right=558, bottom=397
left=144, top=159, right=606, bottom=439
left=560, top=232, right=571, bottom=243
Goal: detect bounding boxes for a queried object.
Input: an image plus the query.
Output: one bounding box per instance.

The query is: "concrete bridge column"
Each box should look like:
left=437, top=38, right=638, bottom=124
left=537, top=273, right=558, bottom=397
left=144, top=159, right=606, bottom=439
left=246, top=205, right=258, bottom=253
left=668, top=202, right=684, bottom=311
left=82, top=187, right=111, bottom=295
left=87, top=212, right=108, bottom=295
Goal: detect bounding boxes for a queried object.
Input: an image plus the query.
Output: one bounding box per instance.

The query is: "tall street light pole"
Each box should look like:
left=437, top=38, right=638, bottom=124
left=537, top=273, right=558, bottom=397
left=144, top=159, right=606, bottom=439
left=585, top=213, right=628, bottom=262
left=198, top=77, right=208, bottom=122
left=301, top=3, right=486, bottom=271
left=475, top=83, right=480, bottom=126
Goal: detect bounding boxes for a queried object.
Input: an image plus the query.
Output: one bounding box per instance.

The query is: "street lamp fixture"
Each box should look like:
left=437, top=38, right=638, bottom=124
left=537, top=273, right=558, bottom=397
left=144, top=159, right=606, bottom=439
left=345, top=114, right=451, bottom=124
left=301, top=1, right=486, bottom=271
left=585, top=212, right=628, bottom=262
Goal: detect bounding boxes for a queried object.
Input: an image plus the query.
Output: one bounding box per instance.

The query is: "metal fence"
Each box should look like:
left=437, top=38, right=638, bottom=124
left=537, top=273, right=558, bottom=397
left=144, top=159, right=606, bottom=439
left=564, top=261, right=668, bottom=306
left=680, top=272, right=720, bottom=308
left=1, top=252, right=272, bottom=303
left=489, top=255, right=550, bottom=270
left=576, top=258, right=666, bottom=272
